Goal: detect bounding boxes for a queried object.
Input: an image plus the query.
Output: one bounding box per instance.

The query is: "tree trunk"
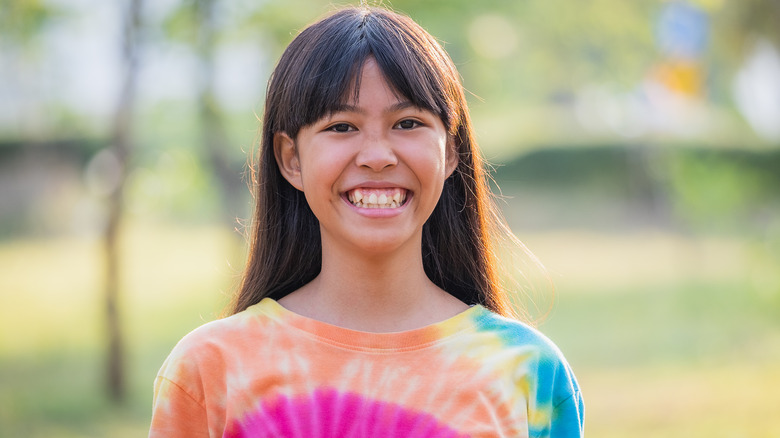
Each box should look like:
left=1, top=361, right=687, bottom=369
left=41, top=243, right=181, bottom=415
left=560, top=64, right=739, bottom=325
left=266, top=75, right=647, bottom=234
left=105, top=0, right=143, bottom=403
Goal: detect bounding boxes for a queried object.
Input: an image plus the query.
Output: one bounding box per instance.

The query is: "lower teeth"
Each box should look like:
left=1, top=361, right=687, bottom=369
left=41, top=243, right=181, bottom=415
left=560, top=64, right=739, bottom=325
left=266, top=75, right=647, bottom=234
left=353, top=201, right=400, bottom=208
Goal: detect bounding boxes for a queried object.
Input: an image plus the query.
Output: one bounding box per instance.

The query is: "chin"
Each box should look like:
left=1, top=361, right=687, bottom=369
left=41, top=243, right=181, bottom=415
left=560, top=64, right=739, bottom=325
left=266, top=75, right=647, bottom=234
left=345, top=233, right=419, bottom=257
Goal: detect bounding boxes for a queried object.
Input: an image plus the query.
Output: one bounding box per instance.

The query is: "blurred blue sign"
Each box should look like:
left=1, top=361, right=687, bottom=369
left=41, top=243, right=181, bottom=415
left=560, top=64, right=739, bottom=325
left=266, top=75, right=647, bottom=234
left=656, top=1, right=709, bottom=59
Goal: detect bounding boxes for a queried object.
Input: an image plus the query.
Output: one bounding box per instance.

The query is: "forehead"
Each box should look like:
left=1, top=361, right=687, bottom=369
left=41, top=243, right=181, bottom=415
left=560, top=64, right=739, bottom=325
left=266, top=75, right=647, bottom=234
left=340, top=59, right=407, bottom=106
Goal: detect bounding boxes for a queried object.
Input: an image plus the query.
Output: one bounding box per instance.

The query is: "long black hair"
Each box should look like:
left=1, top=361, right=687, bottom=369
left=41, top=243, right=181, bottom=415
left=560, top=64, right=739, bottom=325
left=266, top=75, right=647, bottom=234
left=232, top=6, right=518, bottom=317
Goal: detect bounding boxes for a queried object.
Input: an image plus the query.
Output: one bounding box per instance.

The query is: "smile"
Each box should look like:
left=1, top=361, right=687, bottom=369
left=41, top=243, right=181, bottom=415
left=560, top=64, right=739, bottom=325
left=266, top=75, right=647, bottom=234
left=346, top=188, right=408, bottom=208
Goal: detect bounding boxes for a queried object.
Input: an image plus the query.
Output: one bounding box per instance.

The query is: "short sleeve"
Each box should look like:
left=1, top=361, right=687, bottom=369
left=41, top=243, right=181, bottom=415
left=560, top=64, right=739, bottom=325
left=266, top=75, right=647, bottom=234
left=549, top=389, right=585, bottom=437
left=524, top=332, right=584, bottom=437
left=149, top=375, right=210, bottom=438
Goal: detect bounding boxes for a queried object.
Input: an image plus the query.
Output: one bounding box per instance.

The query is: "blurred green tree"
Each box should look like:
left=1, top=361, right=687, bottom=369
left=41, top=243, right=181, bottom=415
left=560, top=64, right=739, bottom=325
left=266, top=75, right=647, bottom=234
left=162, top=0, right=249, bottom=227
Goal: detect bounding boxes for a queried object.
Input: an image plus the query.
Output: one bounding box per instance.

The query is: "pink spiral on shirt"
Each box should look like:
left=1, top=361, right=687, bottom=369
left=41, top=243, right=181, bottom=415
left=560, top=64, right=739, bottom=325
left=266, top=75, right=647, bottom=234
left=226, top=388, right=468, bottom=437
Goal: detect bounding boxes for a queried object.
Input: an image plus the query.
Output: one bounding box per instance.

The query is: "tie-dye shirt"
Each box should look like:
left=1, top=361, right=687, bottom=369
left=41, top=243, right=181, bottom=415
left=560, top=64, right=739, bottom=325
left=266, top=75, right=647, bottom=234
left=149, top=298, right=583, bottom=437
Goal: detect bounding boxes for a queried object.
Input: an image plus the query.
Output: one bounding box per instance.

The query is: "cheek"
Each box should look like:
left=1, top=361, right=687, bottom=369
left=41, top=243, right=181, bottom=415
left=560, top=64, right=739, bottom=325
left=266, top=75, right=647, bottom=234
left=298, top=149, right=346, bottom=193
left=400, top=138, right=449, bottom=177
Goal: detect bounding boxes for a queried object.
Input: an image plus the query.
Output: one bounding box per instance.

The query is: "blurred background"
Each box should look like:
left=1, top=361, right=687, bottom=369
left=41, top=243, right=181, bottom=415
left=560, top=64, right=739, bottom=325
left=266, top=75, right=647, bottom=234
left=1, top=0, right=779, bottom=436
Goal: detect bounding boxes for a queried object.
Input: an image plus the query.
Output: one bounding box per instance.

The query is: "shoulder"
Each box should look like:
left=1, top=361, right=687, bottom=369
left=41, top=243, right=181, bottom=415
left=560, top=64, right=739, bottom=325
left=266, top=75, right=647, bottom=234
left=157, top=302, right=276, bottom=378
left=471, top=307, right=567, bottom=362
left=471, top=308, right=584, bottom=435
left=469, top=307, right=581, bottom=400
left=150, top=305, right=279, bottom=437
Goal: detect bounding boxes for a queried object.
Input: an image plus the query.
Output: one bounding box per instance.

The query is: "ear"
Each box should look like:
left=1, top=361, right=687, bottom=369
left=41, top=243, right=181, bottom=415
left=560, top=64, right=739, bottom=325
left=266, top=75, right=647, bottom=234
left=273, top=132, right=304, bottom=191
left=445, top=135, right=459, bottom=177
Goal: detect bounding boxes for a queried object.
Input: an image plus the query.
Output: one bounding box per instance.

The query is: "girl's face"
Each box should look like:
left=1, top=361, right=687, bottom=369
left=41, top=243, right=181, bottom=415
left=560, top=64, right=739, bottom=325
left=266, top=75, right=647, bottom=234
left=274, top=58, right=458, bottom=257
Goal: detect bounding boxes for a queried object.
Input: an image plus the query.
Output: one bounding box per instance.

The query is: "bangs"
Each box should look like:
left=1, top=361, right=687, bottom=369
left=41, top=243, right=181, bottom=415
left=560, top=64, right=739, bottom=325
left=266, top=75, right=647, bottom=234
left=268, top=8, right=457, bottom=139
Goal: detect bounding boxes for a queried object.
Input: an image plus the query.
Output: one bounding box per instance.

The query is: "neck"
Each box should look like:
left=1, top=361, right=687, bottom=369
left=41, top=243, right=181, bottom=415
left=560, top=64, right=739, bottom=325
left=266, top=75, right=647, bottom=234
left=278, top=231, right=468, bottom=332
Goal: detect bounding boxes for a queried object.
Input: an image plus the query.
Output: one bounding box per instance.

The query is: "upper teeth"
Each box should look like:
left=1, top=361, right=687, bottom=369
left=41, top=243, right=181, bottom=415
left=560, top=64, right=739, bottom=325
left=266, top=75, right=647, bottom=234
left=348, top=188, right=406, bottom=208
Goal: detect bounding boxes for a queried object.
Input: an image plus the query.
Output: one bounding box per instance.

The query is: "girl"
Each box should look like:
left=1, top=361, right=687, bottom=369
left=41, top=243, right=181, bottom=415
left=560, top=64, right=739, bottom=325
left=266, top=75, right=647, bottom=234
left=150, top=5, right=583, bottom=438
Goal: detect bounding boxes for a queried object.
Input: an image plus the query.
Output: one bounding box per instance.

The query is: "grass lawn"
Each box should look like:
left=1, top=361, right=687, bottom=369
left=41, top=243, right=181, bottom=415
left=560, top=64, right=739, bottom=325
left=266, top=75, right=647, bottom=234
left=1, top=222, right=778, bottom=436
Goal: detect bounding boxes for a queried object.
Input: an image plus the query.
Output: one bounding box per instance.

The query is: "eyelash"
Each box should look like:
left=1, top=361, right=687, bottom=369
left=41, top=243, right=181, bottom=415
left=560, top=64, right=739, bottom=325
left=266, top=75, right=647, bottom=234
left=326, top=123, right=354, bottom=133
left=324, top=119, right=422, bottom=132
left=395, top=119, right=422, bottom=129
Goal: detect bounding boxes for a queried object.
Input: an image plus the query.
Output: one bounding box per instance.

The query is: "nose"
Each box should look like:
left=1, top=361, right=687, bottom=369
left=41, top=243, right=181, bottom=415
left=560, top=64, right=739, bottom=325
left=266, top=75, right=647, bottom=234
left=355, top=132, right=398, bottom=171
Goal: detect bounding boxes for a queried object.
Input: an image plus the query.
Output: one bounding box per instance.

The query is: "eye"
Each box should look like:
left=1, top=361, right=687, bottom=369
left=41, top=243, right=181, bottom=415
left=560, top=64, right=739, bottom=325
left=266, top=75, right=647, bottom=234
left=395, top=119, right=421, bottom=130
left=326, top=123, right=355, bottom=133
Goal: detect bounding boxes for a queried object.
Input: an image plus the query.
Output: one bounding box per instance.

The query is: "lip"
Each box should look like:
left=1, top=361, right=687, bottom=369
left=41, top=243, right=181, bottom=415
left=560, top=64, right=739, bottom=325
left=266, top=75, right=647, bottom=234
left=344, top=180, right=409, bottom=190
left=341, top=182, right=412, bottom=217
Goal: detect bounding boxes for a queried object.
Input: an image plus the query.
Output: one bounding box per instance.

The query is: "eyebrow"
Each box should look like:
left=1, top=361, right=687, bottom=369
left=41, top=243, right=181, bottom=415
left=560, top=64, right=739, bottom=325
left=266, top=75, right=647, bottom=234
left=329, top=100, right=417, bottom=115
